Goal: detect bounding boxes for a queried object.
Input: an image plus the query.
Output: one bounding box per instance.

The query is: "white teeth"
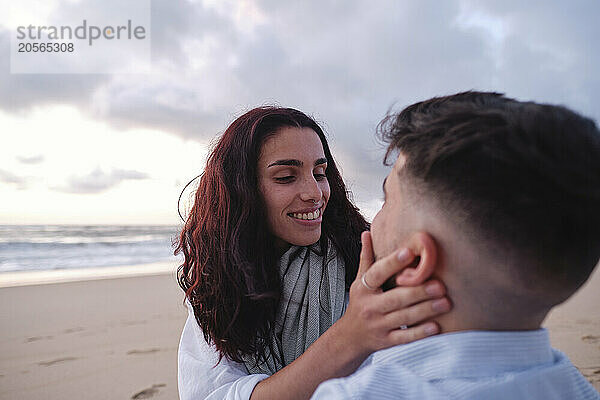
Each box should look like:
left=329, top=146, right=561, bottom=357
left=289, top=207, right=322, bottom=221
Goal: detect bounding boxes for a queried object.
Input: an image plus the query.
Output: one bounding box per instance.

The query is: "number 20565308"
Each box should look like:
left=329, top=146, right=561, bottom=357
left=18, top=42, right=74, bottom=52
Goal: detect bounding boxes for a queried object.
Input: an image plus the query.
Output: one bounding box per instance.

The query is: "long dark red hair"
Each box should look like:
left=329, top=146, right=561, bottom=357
left=175, top=107, right=369, bottom=363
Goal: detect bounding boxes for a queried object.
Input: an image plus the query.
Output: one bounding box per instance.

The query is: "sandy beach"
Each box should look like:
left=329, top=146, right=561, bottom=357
left=0, top=266, right=185, bottom=400
left=1, top=264, right=599, bottom=400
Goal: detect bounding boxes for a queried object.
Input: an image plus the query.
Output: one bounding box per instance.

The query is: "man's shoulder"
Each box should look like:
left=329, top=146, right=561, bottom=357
left=312, top=334, right=600, bottom=400
left=312, top=361, right=449, bottom=400
left=312, top=355, right=600, bottom=400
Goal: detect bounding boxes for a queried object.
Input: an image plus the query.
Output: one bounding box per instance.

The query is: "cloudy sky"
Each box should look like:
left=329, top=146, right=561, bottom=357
left=0, top=0, right=598, bottom=225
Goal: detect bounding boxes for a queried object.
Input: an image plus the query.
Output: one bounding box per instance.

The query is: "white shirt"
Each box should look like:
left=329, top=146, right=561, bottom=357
left=178, top=292, right=349, bottom=400
left=312, top=329, right=599, bottom=400
left=178, top=303, right=269, bottom=400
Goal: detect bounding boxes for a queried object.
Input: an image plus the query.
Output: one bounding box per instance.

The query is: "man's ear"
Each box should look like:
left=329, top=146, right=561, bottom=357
left=394, top=231, right=437, bottom=286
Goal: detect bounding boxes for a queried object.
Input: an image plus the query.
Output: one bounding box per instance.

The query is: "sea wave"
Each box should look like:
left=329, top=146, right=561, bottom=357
left=0, top=225, right=181, bottom=272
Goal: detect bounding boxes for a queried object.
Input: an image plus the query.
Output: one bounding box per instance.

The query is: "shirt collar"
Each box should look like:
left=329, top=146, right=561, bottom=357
left=372, top=329, right=554, bottom=379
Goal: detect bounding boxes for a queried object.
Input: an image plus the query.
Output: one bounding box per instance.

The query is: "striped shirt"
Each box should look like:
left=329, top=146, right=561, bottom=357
left=312, top=329, right=599, bottom=400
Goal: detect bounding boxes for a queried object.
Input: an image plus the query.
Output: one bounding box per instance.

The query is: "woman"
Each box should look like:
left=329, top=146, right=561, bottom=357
left=176, top=107, right=450, bottom=399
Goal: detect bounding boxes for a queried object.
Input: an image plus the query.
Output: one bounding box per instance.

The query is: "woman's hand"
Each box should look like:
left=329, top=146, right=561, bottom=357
left=250, top=231, right=451, bottom=400
left=333, top=231, right=451, bottom=360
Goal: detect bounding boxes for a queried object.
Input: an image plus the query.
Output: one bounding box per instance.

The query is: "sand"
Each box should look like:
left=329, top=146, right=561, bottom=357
left=0, top=264, right=599, bottom=400
left=543, top=263, right=600, bottom=390
left=0, top=261, right=175, bottom=288
left=0, top=266, right=185, bottom=400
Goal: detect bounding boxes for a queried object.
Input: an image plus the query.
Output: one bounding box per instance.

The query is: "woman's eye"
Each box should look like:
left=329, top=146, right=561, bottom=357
left=314, top=173, right=327, bottom=181
left=274, top=176, right=294, bottom=183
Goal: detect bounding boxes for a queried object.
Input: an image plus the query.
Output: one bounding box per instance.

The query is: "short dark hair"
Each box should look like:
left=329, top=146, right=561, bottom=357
left=378, top=91, right=600, bottom=299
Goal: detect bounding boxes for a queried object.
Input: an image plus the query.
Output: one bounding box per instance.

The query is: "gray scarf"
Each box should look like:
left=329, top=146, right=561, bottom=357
left=243, top=243, right=346, bottom=375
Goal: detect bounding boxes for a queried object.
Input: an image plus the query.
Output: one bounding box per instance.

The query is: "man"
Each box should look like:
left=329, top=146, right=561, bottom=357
left=312, top=92, right=600, bottom=399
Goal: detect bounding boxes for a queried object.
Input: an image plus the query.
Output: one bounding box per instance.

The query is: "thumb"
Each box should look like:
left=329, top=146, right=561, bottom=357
left=356, top=231, right=375, bottom=278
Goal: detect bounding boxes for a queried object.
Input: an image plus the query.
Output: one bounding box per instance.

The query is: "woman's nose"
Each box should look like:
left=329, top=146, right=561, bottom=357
left=299, top=175, right=322, bottom=202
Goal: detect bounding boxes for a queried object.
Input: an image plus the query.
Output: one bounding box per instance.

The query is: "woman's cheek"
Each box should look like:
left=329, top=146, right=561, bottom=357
left=322, top=181, right=331, bottom=202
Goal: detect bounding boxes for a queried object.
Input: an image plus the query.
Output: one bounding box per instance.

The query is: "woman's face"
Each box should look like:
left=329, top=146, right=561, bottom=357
left=257, top=126, right=330, bottom=247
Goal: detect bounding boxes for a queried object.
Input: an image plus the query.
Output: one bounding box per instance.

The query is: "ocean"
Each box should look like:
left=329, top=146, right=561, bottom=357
left=0, top=225, right=182, bottom=273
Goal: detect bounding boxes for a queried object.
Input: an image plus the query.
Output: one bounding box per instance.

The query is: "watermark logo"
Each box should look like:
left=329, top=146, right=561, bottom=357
left=10, top=0, right=151, bottom=74
left=16, top=20, right=146, bottom=46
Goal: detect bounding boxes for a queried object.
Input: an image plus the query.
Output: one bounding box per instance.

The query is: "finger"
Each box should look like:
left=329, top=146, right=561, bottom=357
left=387, top=321, right=439, bottom=345
left=363, top=247, right=414, bottom=288
left=356, top=231, right=375, bottom=278
left=383, top=297, right=451, bottom=327
left=375, top=280, right=446, bottom=313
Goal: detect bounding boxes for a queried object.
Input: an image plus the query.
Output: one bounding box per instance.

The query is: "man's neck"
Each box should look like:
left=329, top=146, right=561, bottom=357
left=430, top=247, right=549, bottom=334
left=432, top=308, right=547, bottom=334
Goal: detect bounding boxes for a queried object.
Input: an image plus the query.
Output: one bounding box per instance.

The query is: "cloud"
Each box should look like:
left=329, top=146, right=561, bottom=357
left=1, top=0, right=598, bottom=208
left=0, top=169, right=25, bottom=184
left=0, top=169, right=28, bottom=189
left=16, top=154, right=44, bottom=164
left=54, top=167, right=149, bottom=194
left=0, top=31, right=108, bottom=112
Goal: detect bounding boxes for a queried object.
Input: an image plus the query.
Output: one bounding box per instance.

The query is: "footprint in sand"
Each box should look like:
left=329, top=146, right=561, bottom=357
left=131, top=383, right=166, bottom=399
left=25, top=335, right=53, bottom=343
left=127, top=348, right=162, bottom=355
left=38, top=357, right=79, bottom=367
left=579, top=367, right=600, bottom=382
left=63, top=327, right=85, bottom=334
left=581, top=335, right=600, bottom=344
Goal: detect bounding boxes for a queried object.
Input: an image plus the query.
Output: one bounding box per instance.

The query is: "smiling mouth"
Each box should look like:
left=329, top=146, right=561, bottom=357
left=287, top=205, right=323, bottom=221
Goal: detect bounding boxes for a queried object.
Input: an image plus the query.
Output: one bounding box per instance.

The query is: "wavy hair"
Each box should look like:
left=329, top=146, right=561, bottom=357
left=175, top=107, right=369, bottom=363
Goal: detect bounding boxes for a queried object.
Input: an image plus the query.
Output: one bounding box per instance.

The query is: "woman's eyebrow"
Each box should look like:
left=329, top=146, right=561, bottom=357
left=314, top=157, right=327, bottom=166
left=267, top=157, right=328, bottom=168
left=268, top=159, right=302, bottom=168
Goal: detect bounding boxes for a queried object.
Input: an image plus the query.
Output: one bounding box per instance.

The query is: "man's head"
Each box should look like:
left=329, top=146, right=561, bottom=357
left=371, top=91, right=600, bottom=330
